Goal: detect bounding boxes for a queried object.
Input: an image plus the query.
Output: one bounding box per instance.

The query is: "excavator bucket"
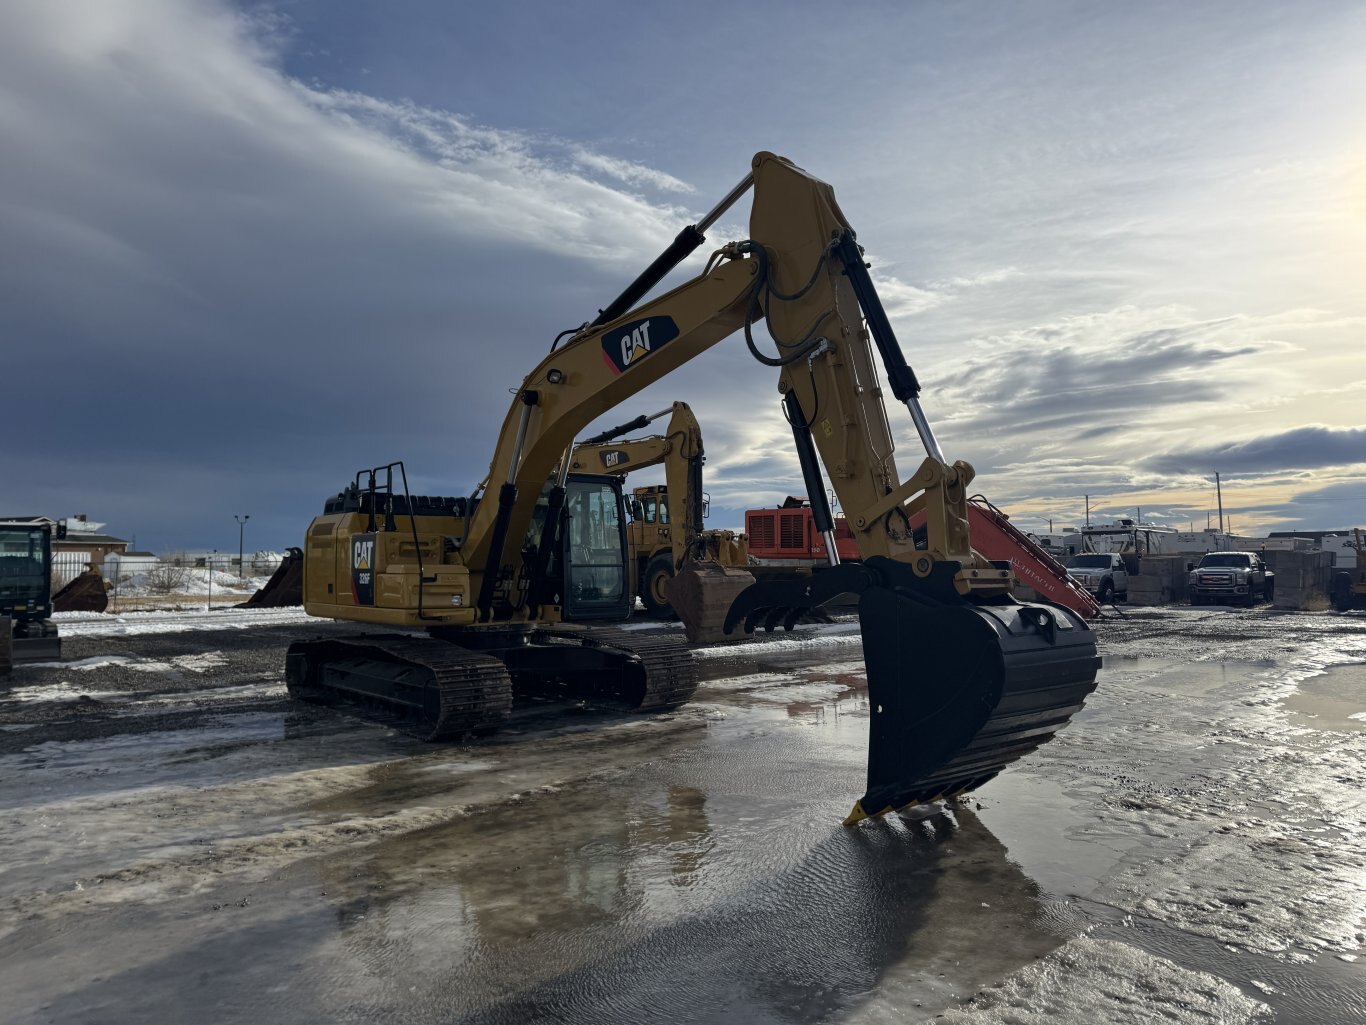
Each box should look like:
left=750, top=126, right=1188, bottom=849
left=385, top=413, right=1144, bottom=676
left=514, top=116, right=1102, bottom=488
left=52, top=569, right=108, bottom=613
left=240, top=547, right=304, bottom=608
left=667, top=557, right=757, bottom=645
left=722, top=555, right=1101, bottom=821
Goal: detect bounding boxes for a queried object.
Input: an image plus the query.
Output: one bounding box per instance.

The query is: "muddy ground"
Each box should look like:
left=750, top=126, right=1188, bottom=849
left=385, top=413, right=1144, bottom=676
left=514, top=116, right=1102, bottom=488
left=1, top=606, right=1364, bottom=1024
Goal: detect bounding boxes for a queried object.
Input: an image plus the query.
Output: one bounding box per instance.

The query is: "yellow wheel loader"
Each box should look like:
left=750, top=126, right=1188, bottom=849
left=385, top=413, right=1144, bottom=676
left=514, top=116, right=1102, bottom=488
left=289, top=152, right=1101, bottom=822
left=567, top=400, right=753, bottom=637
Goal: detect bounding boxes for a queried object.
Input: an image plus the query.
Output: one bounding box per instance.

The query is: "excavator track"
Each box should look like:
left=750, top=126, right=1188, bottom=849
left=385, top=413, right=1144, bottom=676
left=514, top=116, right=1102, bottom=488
left=286, top=636, right=514, bottom=741
left=286, top=627, right=696, bottom=741
left=530, top=627, right=699, bottom=710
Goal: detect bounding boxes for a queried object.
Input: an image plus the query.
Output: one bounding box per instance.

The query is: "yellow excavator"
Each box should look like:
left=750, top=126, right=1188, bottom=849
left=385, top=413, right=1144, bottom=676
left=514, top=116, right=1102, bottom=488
left=289, top=151, right=1101, bottom=822
left=566, top=400, right=752, bottom=633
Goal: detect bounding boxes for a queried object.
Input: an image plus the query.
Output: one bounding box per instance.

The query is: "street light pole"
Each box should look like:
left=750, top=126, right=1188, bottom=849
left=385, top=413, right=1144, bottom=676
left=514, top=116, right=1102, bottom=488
left=235, top=514, right=250, bottom=579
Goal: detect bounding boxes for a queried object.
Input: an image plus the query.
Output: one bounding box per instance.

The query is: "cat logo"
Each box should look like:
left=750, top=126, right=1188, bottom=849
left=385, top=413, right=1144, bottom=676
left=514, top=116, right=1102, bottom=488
left=352, top=538, right=373, bottom=571
left=601, top=316, right=680, bottom=375
left=600, top=449, right=629, bottom=469
left=351, top=533, right=376, bottom=605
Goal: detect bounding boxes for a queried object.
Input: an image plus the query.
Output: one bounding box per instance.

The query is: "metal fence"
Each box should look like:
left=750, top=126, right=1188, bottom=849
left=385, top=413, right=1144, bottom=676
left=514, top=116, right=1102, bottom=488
left=51, top=551, right=93, bottom=587
left=51, top=553, right=281, bottom=597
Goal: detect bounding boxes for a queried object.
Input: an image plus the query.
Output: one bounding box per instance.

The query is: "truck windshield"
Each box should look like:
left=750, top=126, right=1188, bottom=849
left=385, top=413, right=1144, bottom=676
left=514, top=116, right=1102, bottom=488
left=1199, top=554, right=1252, bottom=567
left=1066, top=555, right=1112, bottom=569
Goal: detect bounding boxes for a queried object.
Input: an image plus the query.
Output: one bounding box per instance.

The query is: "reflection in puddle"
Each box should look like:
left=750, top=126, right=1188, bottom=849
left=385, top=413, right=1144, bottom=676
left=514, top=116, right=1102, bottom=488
left=310, top=787, right=1058, bottom=1024
left=1282, top=662, right=1366, bottom=733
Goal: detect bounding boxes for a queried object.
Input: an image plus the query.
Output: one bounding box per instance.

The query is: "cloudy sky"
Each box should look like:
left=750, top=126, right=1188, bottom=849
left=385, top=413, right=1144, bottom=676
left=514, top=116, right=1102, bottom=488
left=4, top=0, right=1364, bottom=551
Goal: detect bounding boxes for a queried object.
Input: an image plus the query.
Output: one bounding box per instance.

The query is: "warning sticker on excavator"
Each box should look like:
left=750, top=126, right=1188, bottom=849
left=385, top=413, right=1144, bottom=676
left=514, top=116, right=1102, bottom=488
left=351, top=533, right=376, bottom=605
left=601, top=316, right=680, bottom=375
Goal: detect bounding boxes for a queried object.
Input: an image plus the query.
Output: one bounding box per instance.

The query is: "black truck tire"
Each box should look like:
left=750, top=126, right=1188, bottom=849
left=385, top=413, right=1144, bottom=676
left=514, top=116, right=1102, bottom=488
left=641, top=553, right=677, bottom=619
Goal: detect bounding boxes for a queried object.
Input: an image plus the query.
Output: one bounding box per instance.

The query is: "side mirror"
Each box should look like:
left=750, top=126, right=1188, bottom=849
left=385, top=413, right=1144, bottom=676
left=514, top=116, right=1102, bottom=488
left=630, top=499, right=644, bottom=520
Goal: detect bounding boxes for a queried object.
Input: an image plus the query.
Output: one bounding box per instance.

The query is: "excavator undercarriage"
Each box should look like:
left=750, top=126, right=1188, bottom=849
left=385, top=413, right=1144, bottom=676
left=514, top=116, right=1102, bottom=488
left=287, top=625, right=696, bottom=740
left=289, top=150, right=1101, bottom=822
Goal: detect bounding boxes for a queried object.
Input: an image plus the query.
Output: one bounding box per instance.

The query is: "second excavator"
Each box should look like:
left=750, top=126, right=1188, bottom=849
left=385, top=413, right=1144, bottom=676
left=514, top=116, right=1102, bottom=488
left=288, top=152, right=1101, bottom=823
left=567, top=400, right=752, bottom=633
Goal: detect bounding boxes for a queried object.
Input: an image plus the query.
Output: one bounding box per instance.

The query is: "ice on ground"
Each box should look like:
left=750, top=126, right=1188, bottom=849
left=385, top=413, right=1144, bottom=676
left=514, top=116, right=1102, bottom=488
left=928, top=936, right=1270, bottom=1024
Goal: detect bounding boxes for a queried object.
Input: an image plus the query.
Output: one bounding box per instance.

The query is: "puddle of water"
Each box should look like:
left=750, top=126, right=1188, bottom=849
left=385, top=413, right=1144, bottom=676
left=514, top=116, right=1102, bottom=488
left=1100, top=656, right=1277, bottom=697
left=977, top=773, right=1143, bottom=901
left=1282, top=663, right=1366, bottom=733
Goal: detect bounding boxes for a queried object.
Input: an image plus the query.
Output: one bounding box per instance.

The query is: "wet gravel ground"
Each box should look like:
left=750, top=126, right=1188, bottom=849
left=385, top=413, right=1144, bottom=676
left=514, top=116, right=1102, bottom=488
left=1, top=605, right=1364, bottom=1024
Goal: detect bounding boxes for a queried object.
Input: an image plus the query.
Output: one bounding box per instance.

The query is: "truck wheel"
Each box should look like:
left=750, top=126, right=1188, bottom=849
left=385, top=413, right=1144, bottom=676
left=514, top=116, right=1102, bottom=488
left=1098, top=580, right=1115, bottom=605
left=641, top=554, right=677, bottom=619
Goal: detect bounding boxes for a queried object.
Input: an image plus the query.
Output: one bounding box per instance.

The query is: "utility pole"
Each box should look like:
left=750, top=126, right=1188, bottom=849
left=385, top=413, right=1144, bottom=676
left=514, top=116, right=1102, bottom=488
left=1215, top=473, right=1224, bottom=535
left=235, top=514, right=250, bottom=579
left=1085, top=494, right=1090, bottom=528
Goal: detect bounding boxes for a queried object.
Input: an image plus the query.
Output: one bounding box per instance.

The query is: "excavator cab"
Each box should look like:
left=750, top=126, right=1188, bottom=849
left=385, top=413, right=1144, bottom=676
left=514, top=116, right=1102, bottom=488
left=560, top=475, right=632, bottom=621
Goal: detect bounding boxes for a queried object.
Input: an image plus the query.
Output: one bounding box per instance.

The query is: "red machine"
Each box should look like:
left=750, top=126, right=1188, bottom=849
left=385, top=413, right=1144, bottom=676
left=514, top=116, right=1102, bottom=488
left=746, top=497, right=858, bottom=564
left=745, top=496, right=1099, bottom=619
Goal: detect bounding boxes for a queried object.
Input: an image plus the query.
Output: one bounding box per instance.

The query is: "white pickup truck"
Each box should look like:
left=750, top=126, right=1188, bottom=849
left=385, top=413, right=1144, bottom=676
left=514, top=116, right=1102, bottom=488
left=1064, top=553, right=1128, bottom=603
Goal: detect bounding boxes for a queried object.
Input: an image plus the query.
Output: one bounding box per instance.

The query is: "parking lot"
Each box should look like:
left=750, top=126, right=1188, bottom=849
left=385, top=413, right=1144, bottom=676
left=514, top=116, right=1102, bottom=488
left=1, top=605, right=1364, bottom=1023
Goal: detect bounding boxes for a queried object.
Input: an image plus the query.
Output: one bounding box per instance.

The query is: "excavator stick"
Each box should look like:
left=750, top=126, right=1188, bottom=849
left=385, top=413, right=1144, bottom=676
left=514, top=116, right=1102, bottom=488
left=724, top=556, right=1100, bottom=822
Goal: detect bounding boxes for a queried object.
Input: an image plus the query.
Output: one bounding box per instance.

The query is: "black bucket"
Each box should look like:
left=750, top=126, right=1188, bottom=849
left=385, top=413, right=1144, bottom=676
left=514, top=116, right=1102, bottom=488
left=849, top=580, right=1100, bottom=823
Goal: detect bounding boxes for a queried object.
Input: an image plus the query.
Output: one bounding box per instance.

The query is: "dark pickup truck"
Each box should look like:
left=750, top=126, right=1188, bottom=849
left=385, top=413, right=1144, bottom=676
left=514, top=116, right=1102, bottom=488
left=1188, top=551, right=1274, bottom=607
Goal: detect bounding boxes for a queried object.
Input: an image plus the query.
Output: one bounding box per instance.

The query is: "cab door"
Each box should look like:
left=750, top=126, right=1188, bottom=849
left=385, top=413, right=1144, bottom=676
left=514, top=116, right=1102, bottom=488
left=562, top=476, right=631, bottom=622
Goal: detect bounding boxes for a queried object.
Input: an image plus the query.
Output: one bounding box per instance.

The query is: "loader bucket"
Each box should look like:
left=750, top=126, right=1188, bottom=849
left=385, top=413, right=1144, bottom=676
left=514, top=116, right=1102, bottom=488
left=847, top=579, right=1100, bottom=823
left=667, top=558, right=757, bottom=646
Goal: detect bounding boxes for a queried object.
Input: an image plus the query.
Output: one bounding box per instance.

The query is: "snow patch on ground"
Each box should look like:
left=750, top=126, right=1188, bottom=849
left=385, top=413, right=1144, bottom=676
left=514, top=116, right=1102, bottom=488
left=692, top=622, right=863, bottom=659
left=52, top=607, right=314, bottom=637
left=3, top=681, right=135, bottom=704
left=929, top=936, right=1269, bottom=1024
